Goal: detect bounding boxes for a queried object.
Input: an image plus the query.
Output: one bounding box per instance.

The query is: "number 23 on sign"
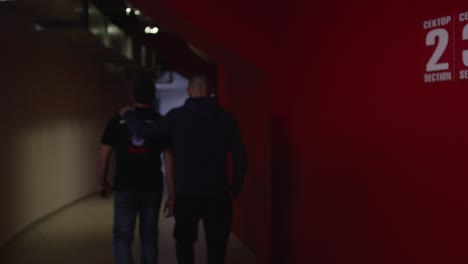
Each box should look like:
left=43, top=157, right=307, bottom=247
left=424, top=13, right=468, bottom=83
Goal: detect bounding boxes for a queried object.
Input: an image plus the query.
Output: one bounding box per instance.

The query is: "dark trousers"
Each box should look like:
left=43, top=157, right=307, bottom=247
left=113, top=191, right=163, bottom=264
left=174, top=195, right=233, bottom=264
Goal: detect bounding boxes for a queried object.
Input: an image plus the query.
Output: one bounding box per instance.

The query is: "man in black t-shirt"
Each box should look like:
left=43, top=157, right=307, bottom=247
left=97, top=78, right=173, bottom=264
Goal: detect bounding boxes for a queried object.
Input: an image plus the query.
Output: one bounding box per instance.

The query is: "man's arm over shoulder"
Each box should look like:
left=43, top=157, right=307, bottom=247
left=228, top=114, right=247, bottom=200
left=121, top=108, right=174, bottom=140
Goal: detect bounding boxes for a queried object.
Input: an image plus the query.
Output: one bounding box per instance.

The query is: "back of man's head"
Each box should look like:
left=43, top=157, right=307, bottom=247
left=188, top=75, right=210, bottom=97
left=132, top=77, right=155, bottom=105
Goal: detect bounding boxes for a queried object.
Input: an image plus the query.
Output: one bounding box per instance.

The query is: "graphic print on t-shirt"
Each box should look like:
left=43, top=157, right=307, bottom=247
left=128, top=132, right=149, bottom=155
left=131, top=133, right=145, bottom=147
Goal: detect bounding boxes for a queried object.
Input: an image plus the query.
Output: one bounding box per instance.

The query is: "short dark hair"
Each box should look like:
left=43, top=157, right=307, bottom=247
left=132, top=77, right=155, bottom=104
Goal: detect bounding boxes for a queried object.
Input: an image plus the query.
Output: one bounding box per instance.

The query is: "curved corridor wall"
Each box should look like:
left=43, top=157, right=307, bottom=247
left=0, top=9, right=126, bottom=246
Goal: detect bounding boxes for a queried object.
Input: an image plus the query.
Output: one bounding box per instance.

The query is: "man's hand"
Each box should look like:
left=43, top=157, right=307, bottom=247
left=99, top=182, right=112, bottom=198
left=163, top=198, right=174, bottom=217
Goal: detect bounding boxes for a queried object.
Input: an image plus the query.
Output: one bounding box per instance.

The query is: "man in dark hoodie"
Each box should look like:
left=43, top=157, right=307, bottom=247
left=121, top=75, right=247, bottom=264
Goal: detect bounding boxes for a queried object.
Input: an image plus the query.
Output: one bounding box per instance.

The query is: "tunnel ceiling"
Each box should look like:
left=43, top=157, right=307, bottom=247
left=8, top=0, right=216, bottom=80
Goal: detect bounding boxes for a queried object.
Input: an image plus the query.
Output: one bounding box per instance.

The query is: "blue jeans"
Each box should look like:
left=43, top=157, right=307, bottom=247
left=113, top=191, right=162, bottom=264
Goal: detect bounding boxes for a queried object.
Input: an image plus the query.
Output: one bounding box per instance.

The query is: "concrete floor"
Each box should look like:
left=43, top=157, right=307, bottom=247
left=0, top=194, right=256, bottom=264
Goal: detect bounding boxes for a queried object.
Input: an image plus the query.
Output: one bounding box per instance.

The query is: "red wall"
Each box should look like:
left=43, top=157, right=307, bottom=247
left=132, top=0, right=468, bottom=263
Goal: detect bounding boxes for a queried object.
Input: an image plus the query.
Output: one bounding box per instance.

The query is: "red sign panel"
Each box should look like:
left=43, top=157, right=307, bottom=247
left=456, top=11, right=468, bottom=80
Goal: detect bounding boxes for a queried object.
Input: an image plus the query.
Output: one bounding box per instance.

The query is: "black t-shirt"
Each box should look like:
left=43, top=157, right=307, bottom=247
left=100, top=108, right=169, bottom=192
left=122, top=97, right=247, bottom=197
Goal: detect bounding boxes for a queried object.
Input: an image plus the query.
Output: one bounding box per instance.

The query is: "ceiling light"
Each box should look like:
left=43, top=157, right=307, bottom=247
left=134, top=9, right=141, bottom=16
left=125, top=8, right=132, bottom=15
left=144, top=26, right=159, bottom=34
